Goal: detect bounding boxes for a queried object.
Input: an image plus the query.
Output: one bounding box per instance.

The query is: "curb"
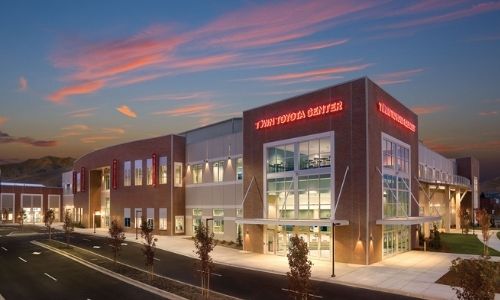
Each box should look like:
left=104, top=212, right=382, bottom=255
left=31, top=240, right=187, bottom=300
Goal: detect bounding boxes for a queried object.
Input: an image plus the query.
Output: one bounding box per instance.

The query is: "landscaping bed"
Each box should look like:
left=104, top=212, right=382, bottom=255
left=436, top=260, right=500, bottom=293
left=39, top=239, right=236, bottom=300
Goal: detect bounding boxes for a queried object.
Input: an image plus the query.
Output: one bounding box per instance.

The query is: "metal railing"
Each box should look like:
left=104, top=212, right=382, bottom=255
left=418, top=165, right=470, bottom=188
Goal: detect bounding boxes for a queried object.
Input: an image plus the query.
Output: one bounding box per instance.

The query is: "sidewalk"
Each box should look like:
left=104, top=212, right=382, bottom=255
left=51, top=224, right=500, bottom=300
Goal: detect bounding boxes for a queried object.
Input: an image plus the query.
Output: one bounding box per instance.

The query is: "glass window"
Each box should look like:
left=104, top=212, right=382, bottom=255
left=174, top=162, right=183, bottom=187
left=213, top=160, right=224, bottom=182
left=236, top=208, right=243, bottom=218
left=267, top=143, right=294, bottom=173
left=146, top=159, right=153, bottom=185
left=213, top=209, right=224, bottom=217
left=193, top=164, right=203, bottom=184
left=299, top=138, right=331, bottom=169
left=298, top=175, right=331, bottom=219
left=124, top=161, right=131, bottom=186
left=213, top=209, right=224, bottom=233
left=76, top=172, right=81, bottom=192
left=103, top=168, right=110, bottom=191
left=192, top=208, right=202, bottom=234
left=159, top=208, right=167, bottom=230
left=159, top=156, right=167, bottom=184
left=134, top=160, right=142, bottom=186
left=236, top=158, right=243, bottom=180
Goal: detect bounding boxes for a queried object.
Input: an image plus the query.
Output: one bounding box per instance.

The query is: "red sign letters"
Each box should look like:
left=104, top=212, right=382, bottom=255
left=378, top=102, right=416, bottom=132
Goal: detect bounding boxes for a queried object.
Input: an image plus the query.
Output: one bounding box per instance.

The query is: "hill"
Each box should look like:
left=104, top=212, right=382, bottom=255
left=0, top=156, right=75, bottom=187
left=481, top=176, right=500, bottom=193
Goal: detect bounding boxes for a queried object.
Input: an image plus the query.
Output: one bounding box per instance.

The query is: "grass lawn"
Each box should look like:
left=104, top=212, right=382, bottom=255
left=438, top=233, right=500, bottom=256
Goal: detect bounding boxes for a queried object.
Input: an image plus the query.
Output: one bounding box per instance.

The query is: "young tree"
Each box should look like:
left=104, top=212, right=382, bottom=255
left=140, top=219, right=157, bottom=281
left=287, top=234, right=313, bottom=300
left=62, top=210, right=74, bottom=247
left=194, top=222, right=216, bottom=299
left=476, top=209, right=492, bottom=257
left=17, top=209, right=26, bottom=231
left=108, top=219, right=126, bottom=263
left=2, top=208, right=8, bottom=224
left=43, top=209, right=55, bottom=240
left=450, top=257, right=499, bottom=300
left=459, top=208, right=471, bottom=234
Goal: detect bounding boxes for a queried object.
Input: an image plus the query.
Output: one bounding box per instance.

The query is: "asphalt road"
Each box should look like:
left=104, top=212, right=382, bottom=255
left=0, top=225, right=164, bottom=300
left=48, top=228, right=418, bottom=300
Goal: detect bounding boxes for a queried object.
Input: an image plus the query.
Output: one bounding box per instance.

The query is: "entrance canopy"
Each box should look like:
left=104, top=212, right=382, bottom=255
left=376, top=216, right=441, bottom=226
left=235, top=218, right=349, bottom=226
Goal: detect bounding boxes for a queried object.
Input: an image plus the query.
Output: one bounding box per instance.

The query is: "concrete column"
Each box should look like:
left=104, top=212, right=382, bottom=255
left=455, top=190, right=461, bottom=230
left=444, top=185, right=451, bottom=232
left=423, top=185, right=430, bottom=238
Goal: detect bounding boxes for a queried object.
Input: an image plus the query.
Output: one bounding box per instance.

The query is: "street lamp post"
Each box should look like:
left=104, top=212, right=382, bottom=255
left=136, top=210, right=142, bottom=240
left=331, top=222, right=340, bottom=277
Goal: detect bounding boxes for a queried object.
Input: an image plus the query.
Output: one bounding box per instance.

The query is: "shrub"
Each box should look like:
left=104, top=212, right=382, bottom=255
left=450, top=257, right=499, bottom=300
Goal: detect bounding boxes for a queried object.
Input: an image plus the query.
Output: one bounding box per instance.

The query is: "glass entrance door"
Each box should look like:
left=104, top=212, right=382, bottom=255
left=383, top=225, right=409, bottom=258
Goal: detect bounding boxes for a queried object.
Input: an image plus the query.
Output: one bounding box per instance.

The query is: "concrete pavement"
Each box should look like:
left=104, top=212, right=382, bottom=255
left=50, top=223, right=500, bottom=300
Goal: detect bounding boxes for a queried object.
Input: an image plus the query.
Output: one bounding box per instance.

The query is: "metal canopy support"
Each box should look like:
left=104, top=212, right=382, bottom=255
left=376, top=167, right=408, bottom=218
left=415, top=176, right=441, bottom=217
left=333, top=166, right=349, bottom=220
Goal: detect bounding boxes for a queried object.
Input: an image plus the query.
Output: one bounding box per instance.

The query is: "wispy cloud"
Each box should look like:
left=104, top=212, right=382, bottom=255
left=64, top=107, right=98, bottom=118
left=0, top=130, right=58, bottom=147
left=374, top=68, right=424, bottom=85
left=195, top=1, right=377, bottom=49
left=152, top=102, right=215, bottom=117
left=479, top=111, right=498, bottom=116
left=426, top=139, right=500, bottom=154
left=80, top=135, right=120, bottom=144
left=18, top=76, right=28, bottom=91
left=61, top=124, right=90, bottom=131
left=116, top=105, right=137, bottom=118
left=102, top=127, right=125, bottom=135
left=135, top=91, right=212, bottom=102
left=253, top=63, right=372, bottom=81
left=48, top=81, right=103, bottom=103
left=378, top=2, right=500, bottom=30
left=0, top=116, right=7, bottom=126
left=411, top=104, right=448, bottom=115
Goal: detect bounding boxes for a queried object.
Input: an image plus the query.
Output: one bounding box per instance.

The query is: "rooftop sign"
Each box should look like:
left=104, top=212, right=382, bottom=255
left=255, top=100, right=343, bottom=130
left=378, top=102, right=416, bottom=132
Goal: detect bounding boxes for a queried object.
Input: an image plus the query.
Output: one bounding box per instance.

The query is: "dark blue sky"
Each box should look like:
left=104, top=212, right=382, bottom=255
left=0, top=0, right=499, bottom=181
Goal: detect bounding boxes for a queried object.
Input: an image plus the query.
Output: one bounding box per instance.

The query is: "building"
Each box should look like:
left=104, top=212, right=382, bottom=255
left=0, top=182, right=63, bottom=223
left=68, top=77, right=477, bottom=265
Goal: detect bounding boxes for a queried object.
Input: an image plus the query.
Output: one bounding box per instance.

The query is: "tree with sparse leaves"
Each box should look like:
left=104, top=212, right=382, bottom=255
left=194, top=222, right=216, bottom=299
left=43, top=209, right=55, bottom=240
left=17, top=209, right=26, bottom=231
left=476, top=209, right=492, bottom=257
left=459, top=208, right=471, bottom=234
left=108, top=219, right=126, bottom=263
left=450, top=257, right=499, bottom=300
left=63, top=210, right=74, bottom=247
left=141, top=219, right=157, bottom=281
left=287, top=234, right=313, bottom=300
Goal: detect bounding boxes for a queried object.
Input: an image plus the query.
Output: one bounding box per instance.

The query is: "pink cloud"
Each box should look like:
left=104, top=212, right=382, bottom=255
left=374, top=68, right=424, bottom=85
left=379, top=2, right=500, bottom=30
left=48, top=81, right=104, bottom=103
left=135, top=91, right=212, bottom=102
left=255, top=63, right=372, bottom=81
left=196, top=1, right=377, bottom=49
left=116, top=105, right=137, bottom=118
left=479, top=111, right=498, bottom=116
left=18, top=76, right=28, bottom=91
left=64, top=107, right=98, bottom=118
left=0, top=130, right=58, bottom=147
left=80, top=135, right=119, bottom=144
left=152, top=103, right=215, bottom=117
left=0, top=116, right=7, bottom=126
left=411, top=104, right=448, bottom=115
left=103, top=127, right=125, bottom=135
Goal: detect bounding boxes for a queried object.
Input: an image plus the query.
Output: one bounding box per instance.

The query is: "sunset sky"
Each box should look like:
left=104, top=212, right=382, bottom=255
left=0, top=0, right=499, bottom=181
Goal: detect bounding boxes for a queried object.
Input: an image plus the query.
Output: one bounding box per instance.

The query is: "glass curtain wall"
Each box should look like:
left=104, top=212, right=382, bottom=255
left=381, top=135, right=411, bottom=258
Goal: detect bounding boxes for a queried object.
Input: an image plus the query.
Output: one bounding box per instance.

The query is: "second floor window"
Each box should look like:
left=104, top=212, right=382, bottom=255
left=213, top=161, right=224, bottom=182
left=146, top=159, right=153, bottom=185
left=134, top=160, right=142, bottom=186
left=236, top=158, right=243, bottom=180
left=193, top=164, right=203, bottom=184
left=159, top=156, right=167, bottom=184
left=124, top=161, right=131, bottom=186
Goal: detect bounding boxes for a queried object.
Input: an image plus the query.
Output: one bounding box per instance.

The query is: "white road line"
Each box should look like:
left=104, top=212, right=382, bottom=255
left=92, top=246, right=100, bottom=249
left=153, top=257, right=160, bottom=261
left=44, top=272, right=58, bottom=282
left=1, top=247, right=7, bottom=251
left=18, top=257, right=28, bottom=263
left=32, top=251, right=42, bottom=255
